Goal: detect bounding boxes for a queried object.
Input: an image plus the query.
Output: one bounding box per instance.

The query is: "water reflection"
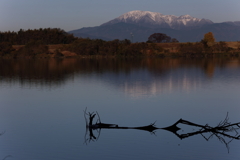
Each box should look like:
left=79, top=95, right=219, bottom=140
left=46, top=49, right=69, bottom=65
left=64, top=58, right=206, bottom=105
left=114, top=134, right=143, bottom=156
left=1, top=58, right=240, bottom=91
left=84, top=109, right=240, bottom=152
left=1, top=58, right=240, bottom=160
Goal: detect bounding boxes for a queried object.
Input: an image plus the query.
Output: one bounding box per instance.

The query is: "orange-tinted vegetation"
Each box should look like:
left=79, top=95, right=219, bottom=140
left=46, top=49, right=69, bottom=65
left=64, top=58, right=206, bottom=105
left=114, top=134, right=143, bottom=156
left=0, top=28, right=240, bottom=58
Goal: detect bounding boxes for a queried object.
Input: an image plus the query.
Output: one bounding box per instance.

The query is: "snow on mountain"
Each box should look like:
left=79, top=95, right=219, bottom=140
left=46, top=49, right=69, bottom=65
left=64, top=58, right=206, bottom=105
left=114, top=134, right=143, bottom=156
left=223, top=21, right=240, bottom=26
left=101, top=10, right=213, bottom=29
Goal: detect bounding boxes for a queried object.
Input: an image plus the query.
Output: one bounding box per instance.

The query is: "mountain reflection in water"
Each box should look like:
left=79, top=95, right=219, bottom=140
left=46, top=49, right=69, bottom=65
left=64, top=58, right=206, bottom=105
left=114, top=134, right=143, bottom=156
left=1, top=58, right=240, bottom=96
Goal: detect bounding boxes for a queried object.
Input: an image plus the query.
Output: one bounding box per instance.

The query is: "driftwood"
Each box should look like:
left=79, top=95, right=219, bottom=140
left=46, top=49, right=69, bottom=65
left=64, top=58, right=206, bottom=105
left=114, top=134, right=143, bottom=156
left=161, top=114, right=240, bottom=152
left=84, top=108, right=158, bottom=132
left=83, top=108, right=240, bottom=152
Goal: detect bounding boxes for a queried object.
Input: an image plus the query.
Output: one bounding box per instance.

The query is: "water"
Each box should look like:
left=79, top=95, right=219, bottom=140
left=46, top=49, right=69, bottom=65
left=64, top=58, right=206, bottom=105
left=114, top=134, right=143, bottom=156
left=0, top=58, right=240, bottom=160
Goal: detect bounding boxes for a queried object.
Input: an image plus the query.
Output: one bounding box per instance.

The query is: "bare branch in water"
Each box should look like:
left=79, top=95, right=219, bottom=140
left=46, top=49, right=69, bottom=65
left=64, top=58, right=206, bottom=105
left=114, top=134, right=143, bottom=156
left=96, top=111, right=101, bottom=124
left=83, top=109, right=240, bottom=152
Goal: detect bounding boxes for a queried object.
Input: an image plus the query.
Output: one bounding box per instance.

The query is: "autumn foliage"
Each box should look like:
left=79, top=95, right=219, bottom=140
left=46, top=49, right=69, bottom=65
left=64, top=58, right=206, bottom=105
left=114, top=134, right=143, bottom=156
left=203, top=32, right=215, bottom=45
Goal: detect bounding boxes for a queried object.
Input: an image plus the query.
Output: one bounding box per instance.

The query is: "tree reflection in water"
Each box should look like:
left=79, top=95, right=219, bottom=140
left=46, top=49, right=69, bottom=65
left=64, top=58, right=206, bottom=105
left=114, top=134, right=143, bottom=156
left=84, top=109, right=240, bottom=152
left=1, top=58, right=240, bottom=87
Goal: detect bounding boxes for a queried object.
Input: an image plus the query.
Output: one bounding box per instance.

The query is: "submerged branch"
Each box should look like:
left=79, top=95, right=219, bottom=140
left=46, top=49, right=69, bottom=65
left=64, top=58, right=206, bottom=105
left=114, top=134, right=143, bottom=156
left=83, top=109, right=240, bottom=152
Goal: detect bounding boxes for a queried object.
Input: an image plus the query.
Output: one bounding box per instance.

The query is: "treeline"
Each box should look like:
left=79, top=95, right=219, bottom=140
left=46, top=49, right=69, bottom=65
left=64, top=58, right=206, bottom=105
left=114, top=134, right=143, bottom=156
left=1, top=38, right=239, bottom=58
left=0, top=29, right=240, bottom=58
left=177, top=41, right=240, bottom=57
left=61, top=39, right=149, bottom=56
left=0, top=28, right=77, bottom=45
left=63, top=38, right=240, bottom=57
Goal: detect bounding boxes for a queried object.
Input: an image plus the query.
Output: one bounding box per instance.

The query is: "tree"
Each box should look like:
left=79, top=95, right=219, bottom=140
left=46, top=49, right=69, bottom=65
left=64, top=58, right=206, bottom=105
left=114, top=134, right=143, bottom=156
left=147, top=33, right=178, bottom=43
left=171, top=38, right=179, bottom=43
left=203, top=32, right=215, bottom=43
left=0, top=28, right=77, bottom=45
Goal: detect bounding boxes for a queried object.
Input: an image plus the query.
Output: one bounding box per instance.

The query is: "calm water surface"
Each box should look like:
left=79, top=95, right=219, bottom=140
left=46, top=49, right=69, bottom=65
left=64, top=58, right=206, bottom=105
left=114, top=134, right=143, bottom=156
left=0, top=58, right=240, bottom=160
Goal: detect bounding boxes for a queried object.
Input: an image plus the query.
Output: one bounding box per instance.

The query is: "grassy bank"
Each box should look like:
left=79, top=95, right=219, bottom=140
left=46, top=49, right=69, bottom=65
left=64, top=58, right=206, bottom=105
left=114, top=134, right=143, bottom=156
left=1, top=40, right=240, bottom=58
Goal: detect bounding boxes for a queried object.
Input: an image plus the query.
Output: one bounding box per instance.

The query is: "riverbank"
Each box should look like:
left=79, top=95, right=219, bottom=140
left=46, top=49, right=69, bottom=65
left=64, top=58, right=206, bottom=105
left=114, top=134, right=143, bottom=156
left=2, top=41, right=240, bottom=58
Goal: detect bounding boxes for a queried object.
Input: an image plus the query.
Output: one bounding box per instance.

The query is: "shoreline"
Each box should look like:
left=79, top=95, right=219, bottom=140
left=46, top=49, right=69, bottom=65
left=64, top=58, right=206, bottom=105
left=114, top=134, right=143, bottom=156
left=1, top=41, right=239, bottom=59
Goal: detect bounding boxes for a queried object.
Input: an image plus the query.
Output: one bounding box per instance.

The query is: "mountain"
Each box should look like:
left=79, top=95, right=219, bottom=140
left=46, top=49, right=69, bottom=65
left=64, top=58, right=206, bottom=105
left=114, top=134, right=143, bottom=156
left=69, top=10, right=240, bottom=42
left=101, top=10, right=213, bottom=30
left=223, top=21, right=240, bottom=26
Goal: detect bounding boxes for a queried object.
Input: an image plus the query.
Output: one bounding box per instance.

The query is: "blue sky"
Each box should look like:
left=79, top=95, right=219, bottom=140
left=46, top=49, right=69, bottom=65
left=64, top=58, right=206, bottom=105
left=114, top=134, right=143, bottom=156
left=1, top=0, right=239, bottom=32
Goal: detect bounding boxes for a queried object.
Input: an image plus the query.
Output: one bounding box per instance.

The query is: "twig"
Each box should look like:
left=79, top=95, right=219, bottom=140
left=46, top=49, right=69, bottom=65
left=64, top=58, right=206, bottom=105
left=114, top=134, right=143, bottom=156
left=83, top=107, right=88, bottom=126
left=96, top=111, right=101, bottom=124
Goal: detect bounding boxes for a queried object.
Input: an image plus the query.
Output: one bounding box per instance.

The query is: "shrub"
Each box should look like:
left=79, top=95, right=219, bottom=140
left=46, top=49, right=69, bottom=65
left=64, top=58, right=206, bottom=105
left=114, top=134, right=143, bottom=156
left=0, top=42, right=15, bottom=56
left=15, top=40, right=49, bottom=57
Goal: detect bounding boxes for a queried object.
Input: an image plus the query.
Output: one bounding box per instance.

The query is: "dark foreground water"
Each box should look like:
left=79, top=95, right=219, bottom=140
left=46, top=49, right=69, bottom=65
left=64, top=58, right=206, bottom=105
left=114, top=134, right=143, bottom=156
left=0, top=58, right=240, bottom=160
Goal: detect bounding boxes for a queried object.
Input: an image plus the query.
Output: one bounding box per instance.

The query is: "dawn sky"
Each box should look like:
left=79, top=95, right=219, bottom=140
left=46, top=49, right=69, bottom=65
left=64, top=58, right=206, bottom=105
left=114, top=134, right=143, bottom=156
left=1, top=0, right=239, bottom=32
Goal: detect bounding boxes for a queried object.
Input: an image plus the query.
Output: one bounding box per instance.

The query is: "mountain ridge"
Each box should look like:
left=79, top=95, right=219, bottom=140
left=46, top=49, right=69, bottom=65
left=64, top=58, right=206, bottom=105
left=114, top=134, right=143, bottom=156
left=101, top=10, right=213, bottom=29
left=69, top=10, right=240, bottom=42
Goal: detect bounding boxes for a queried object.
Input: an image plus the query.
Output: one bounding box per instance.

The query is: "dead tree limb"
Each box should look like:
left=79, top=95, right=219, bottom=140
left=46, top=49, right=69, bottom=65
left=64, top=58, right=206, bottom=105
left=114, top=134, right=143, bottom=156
left=83, top=109, right=240, bottom=151
left=161, top=113, right=240, bottom=153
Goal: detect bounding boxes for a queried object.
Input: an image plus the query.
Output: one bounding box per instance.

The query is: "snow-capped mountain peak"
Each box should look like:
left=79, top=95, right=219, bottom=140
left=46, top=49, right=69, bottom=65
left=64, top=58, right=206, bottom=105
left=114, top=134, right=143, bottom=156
left=179, top=14, right=192, bottom=18
left=101, top=10, right=213, bottom=29
left=120, top=10, right=163, bottom=21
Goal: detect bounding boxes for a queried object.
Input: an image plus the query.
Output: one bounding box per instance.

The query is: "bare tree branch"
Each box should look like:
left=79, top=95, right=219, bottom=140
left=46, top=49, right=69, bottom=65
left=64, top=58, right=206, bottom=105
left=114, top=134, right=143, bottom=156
left=83, top=109, right=240, bottom=152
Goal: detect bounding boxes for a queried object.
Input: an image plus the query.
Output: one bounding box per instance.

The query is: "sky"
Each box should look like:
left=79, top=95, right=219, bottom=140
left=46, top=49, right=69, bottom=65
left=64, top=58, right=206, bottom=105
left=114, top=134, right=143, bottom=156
left=1, top=0, right=240, bottom=32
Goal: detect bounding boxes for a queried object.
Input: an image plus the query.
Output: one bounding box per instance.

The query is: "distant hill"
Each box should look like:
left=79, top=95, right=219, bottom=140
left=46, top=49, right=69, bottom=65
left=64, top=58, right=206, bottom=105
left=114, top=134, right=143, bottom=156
left=69, top=10, right=240, bottom=42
